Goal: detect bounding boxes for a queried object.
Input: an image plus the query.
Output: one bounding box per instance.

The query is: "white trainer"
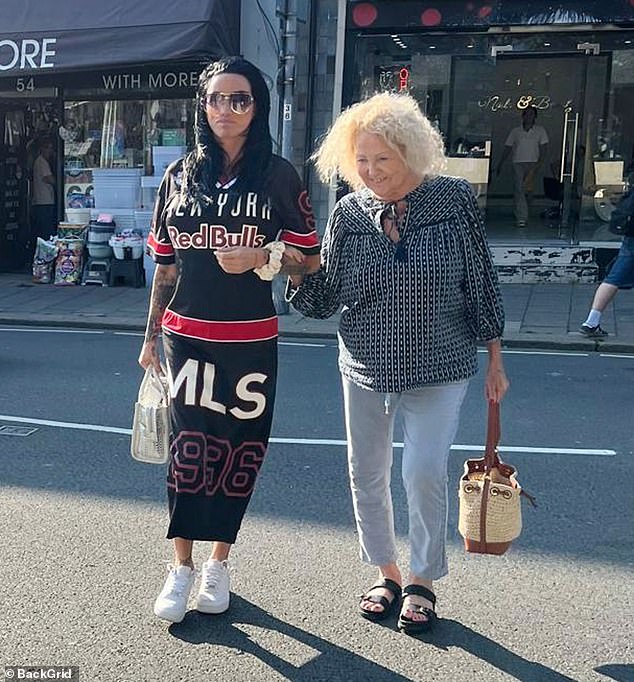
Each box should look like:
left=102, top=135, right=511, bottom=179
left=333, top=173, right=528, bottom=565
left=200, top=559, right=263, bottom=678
left=196, top=559, right=230, bottom=614
left=153, top=565, right=195, bottom=623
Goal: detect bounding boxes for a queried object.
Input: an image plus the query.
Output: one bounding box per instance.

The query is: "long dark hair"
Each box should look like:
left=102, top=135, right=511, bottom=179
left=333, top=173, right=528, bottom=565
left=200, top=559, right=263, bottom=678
left=180, top=56, right=272, bottom=203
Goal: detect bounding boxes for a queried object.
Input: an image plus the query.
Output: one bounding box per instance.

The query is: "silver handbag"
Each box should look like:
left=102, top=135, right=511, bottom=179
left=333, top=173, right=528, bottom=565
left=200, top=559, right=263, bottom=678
left=131, top=367, right=170, bottom=465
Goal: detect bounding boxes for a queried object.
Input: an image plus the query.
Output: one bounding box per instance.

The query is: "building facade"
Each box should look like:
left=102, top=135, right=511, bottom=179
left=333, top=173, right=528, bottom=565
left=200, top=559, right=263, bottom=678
left=0, top=0, right=239, bottom=272
left=3, top=1, right=634, bottom=284
left=295, top=0, right=634, bottom=282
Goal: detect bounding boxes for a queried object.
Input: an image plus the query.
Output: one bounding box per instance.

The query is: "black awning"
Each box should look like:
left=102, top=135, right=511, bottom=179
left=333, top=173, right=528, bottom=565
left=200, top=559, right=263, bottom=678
left=0, top=0, right=240, bottom=75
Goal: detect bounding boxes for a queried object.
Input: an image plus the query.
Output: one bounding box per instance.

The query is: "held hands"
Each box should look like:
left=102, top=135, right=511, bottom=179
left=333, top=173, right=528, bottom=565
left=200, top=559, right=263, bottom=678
left=215, top=246, right=266, bottom=274
left=282, top=245, right=307, bottom=271
left=215, top=245, right=307, bottom=275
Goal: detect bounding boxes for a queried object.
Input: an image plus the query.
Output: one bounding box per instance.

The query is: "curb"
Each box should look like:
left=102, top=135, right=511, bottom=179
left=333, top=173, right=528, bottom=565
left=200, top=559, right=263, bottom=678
left=0, top=316, right=146, bottom=332
left=1, top=314, right=633, bottom=353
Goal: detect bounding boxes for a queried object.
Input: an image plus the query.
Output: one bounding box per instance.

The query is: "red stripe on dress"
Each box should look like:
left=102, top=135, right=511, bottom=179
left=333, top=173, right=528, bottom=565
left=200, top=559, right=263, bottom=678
left=279, top=229, right=319, bottom=248
left=147, top=231, right=174, bottom=256
left=162, top=310, right=278, bottom=342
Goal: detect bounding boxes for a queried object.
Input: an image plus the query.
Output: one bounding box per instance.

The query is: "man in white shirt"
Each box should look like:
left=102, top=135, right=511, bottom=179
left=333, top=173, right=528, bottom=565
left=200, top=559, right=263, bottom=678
left=31, top=139, right=57, bottom=241
left=497, top=107, right=549, bottom=227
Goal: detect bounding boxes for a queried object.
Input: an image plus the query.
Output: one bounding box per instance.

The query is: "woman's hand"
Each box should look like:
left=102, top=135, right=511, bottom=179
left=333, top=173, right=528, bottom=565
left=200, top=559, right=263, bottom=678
left=138, top=339, right=162, bottom=374
left=215, top=246, right=266, bottom=274
left=484, top=339, right=509, bottom=403
left=282, top=246, right=305, bottom=266
left=485, top=363, right=509, bottom=403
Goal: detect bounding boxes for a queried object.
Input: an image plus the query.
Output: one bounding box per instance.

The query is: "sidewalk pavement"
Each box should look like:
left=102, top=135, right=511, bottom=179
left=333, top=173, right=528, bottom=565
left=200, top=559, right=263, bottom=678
left=1, top=272, right=633, bottom=352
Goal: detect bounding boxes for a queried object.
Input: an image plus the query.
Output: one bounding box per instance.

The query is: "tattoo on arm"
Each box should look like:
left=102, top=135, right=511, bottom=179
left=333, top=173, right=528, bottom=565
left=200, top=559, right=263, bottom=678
left=144, top=266, right=178, bottom=343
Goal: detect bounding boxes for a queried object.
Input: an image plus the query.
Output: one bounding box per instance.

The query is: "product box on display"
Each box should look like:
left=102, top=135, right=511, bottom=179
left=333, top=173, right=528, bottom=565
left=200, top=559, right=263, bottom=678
left=110, top=231, right=144, bottom=260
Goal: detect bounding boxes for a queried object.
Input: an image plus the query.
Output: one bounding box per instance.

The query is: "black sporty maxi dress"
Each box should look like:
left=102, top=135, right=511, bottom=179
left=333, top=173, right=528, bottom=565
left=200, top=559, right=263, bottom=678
left=147, top=156, right=319, bottom=542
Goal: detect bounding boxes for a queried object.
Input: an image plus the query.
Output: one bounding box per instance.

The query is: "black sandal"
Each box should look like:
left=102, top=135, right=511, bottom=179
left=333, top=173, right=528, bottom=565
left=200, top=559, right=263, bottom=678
left=358, top=578, right=402, bottom=622
left=398, top=584, right=437, bottom=635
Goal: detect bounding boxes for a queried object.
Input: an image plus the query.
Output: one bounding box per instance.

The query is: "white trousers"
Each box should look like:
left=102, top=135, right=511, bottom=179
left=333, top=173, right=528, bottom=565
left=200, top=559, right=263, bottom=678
left=513, top=162, right=535, bottom=222
left=342, top=377, right=469, bottom=580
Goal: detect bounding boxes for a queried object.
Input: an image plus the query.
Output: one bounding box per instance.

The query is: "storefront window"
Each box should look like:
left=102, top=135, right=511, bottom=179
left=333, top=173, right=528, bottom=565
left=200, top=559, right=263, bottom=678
left=63, top=98, right=192, bottom=171
left=62, top=97, right=194, bottom=212
left=347, top=30, right=634, bottom=245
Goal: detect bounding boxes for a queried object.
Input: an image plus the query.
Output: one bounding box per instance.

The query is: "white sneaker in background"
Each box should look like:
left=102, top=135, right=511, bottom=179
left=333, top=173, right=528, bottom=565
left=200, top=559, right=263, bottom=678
left=196, top=559, right=230, bottom=614
left=153, top=565, right=195, bottom=623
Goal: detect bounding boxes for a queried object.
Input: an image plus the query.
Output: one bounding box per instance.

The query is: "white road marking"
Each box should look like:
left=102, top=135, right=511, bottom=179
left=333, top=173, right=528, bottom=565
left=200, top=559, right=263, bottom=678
left=0, top=415, right=130, bottom=435
left=270, top=437, right=614, bottom=456
left=0, top=328, right=105, bottom=334
left=478, top=348, right=589, bottom=357
left=0, top=328, right=631, bottom=360
left=279, top=341, right=327, bottom=347
left=0, top=328, right=331, bottom=347
left=0, top=414, right=616, bottom=456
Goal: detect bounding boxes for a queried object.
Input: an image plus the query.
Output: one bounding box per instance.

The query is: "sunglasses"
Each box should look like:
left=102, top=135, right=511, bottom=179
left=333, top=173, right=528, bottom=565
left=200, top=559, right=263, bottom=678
left=202, top=92, right=254, bottom=115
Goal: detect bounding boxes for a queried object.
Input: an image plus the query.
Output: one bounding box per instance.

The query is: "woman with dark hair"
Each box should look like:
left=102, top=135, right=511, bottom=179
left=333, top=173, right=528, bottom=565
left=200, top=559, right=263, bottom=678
left=138, top=57, right=320, bottom=623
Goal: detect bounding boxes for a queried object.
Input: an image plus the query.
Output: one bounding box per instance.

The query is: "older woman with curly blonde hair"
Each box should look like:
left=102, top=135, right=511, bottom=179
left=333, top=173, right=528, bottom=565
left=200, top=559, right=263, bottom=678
left=288, top=92, right=508, bottom=635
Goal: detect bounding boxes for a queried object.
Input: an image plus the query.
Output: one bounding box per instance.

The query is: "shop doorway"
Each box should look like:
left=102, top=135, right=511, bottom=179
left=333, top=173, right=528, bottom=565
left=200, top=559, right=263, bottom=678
left=347, top=28, right=634, bottom=247
left=449, top=35, right=632, bottom=245
left=483, top=51, right=612, bottom=243
left=0, top=95, right=61, bottom=271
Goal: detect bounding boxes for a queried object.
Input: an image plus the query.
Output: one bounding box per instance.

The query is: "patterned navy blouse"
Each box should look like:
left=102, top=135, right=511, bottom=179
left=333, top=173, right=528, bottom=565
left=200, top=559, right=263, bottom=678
left=289, top=176, right=505, bottom=392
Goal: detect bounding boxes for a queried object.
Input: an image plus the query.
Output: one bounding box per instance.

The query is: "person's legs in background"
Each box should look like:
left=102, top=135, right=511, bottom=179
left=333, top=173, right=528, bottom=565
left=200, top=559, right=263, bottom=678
left=31, top=204, right=57, bottom=242
left=512, top=162, right=530, bottom=227
left=580, top=237, right=634, bottom=337
left=580, top=283, right=618, bottom=338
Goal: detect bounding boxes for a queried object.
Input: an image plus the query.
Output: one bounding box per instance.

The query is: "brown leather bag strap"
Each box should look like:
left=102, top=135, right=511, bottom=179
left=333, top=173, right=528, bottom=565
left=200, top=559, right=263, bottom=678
left=484, top=400, right=501, bottom=471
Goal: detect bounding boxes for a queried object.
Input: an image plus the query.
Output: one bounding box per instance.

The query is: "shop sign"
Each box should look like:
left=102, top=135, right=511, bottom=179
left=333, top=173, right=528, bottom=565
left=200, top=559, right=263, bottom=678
left=478, top=94, right=573, bottom=112
left=0, top=38, right=56, bottom=71
left=0, top=61, right=204, bottom=96
left=101, top=70, right=199, bottom=91
left=377, top=64, right=412, bottom=92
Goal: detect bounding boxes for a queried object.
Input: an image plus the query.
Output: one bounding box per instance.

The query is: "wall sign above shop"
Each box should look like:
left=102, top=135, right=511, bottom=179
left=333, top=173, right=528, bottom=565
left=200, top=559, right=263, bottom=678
left=101, top=70, right=200, bottom=91
left=1, top=62, right=205, bottom=97
left=347, top=1, right=634, bottom=29
left=478, top=94, right=574, bottom=112
left=0, top=38, right=57, bottom=71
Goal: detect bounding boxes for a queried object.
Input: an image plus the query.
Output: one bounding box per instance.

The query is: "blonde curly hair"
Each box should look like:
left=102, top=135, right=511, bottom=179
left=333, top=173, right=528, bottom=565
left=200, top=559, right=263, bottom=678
left=313, top=92, right=446, bottom=190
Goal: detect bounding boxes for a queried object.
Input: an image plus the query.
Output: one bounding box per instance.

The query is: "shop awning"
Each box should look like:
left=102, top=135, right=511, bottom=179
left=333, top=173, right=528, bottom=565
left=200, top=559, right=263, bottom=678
left=0, top=0, right=240, bottom=76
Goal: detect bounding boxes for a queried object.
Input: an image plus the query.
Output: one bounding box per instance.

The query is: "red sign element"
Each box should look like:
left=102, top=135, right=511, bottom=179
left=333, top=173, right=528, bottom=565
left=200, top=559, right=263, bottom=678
left=421, top=7, right=442, bottom=26
left=352, top=3, right=378, bottom=27
left=399, top=67, right=410, bottom=91
left=478, top=5, right=494, bottom=19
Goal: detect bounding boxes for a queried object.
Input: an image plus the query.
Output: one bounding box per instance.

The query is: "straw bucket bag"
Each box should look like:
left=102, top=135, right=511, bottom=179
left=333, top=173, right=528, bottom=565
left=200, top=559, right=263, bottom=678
left=131, top=366, right=170, bottom=465
left=458, top=401, right=534, bottom=555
